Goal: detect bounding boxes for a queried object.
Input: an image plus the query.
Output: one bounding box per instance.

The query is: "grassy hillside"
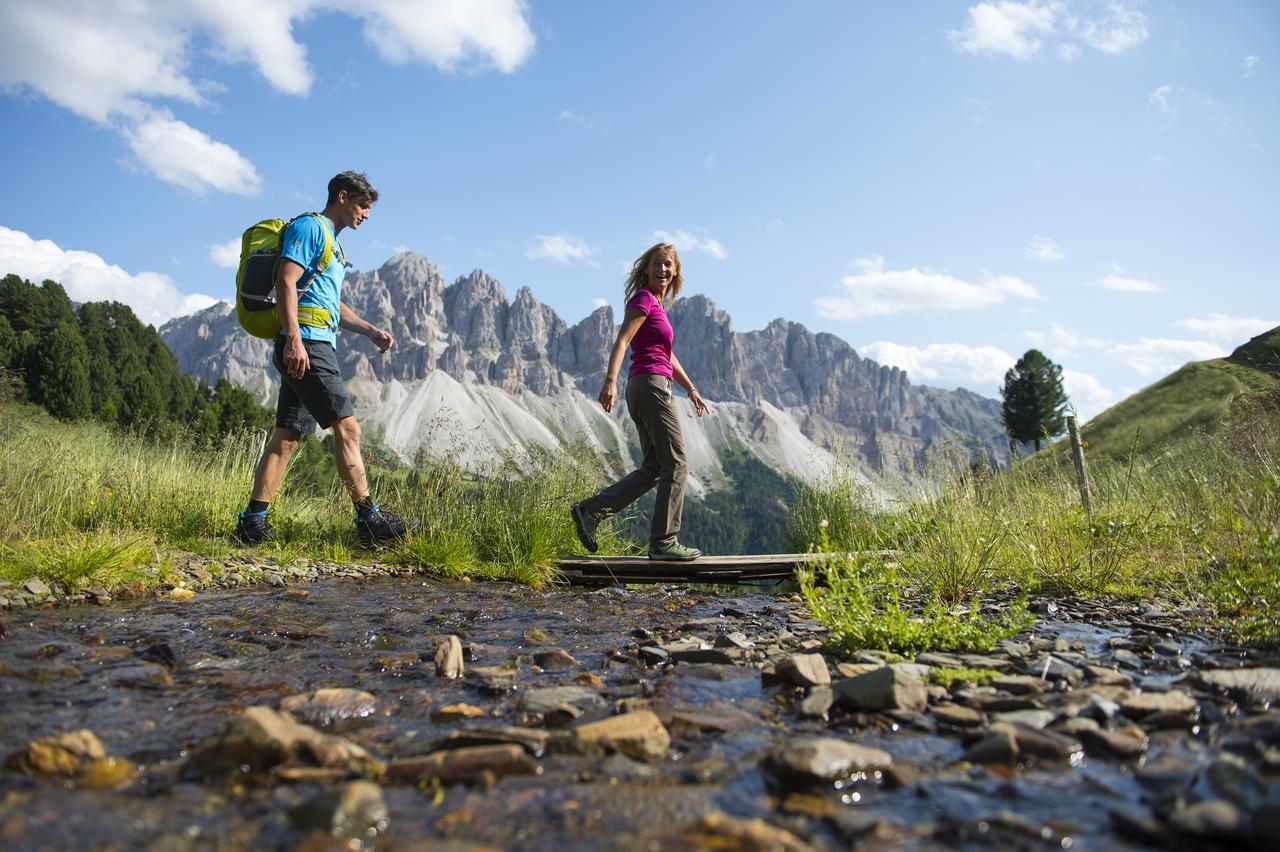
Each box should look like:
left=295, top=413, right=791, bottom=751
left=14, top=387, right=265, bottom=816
left=1080, top=326, right=1279, bottom=460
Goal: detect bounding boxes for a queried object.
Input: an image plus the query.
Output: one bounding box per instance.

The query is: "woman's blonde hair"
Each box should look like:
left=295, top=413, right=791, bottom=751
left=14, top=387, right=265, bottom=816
left=624, top=243, right=682, bottom=307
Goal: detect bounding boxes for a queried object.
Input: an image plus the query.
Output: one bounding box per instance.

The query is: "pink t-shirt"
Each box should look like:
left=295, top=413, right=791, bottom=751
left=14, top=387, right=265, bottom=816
left=626, top=288, right=674, bottom=379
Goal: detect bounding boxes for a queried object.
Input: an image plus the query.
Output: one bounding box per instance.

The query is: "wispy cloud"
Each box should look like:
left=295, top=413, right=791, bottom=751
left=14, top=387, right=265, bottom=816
left=1172, top=313, right=1278, bottom=343
left=0, top=0, right=535, bottom=194
left=1107, top=338, right=1226, bottom=375
left=1024, top=322, right=1106, bottom=357
left=526, top=233, right=599, bottom=266
left=558, top=109, right=599, bottom=131
left=0, top=225, right=216, bottom=325
left=591, top=296, right=609, bottom=309
left=1078, top=3, right=1149, bottom=55
left=209, top=237, right=241, bottom=268
left=652, top=229, right=728, bottom=260
left=1099, top=271, right=1159, bottom=292
left=1243, top=55, right=1259, bottom=79
left=816, top=256, right=1041, bottom=321
left=948, top=1, right=1149, bottom=61
left=1025, top=234, right=1065, bottom=262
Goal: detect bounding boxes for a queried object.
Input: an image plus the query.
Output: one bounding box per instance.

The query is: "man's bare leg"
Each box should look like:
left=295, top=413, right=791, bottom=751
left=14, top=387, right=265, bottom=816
left=251, top=427, right=304, bottom=501
left=330, top=416, right=369, bottom=502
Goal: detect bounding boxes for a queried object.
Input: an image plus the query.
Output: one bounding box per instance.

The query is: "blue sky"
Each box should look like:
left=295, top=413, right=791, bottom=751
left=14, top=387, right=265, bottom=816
left=1, top=0, right=1276, bottom=419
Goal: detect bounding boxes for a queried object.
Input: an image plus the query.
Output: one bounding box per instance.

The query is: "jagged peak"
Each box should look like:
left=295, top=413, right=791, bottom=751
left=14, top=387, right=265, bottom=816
left=375, top=251, right=441, bottom=283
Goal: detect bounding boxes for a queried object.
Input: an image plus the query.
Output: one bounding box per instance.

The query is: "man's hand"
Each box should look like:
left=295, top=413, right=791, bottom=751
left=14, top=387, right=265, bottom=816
left=284, top=334, right=309, bottom=380
left=367, top=326, right=394, bottom=353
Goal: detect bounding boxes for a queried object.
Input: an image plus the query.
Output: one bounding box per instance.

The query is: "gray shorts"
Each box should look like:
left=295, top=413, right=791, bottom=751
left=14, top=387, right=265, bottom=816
left=272, top=337, right=354, bottom=432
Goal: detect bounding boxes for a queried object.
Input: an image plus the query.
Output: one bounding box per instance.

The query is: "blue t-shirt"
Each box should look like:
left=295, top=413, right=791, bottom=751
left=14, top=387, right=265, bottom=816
left=279, top=214, right=344, bottom=348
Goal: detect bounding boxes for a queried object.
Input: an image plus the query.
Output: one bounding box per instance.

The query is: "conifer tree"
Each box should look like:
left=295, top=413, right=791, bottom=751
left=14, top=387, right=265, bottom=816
left=1000, top=349, right=1067, bottom=452
left=29, top=320, right=92, bottom=420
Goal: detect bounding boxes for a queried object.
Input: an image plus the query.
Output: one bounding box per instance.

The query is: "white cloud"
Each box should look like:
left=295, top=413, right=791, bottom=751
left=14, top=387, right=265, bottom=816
left=591, top=297, right=609, bottom=309
left=1107, top=338, right=1227, bottom=376
left=123, top=109, right=261, bottom=196
left=1099, top=274, right=1159, bottom=292
left=0, top=225, right=217, bottom=326
left=948, top=1, right=1058, bottom=59
left=526, top=234, right=598, bottom=265
left=0, top=0, right=534, bottom=193
left=1024, top=322, right=1106, bottom=356
left=858, top=340, right=1016, bottom=392
left=1062, top=368, right=1118, bottom=420
left=652, top=229, right=728, bottom=260
left=1172, top=313, right=1278, bottom=344
left=209, top=237, right=241, bottom=269
left=1078, top=3, right=1149, bottom=55
left=1243, top=56, right=1259, bottom=79
left=948, top=1, right=1148, bottom=61
left=816, top=256, right=1041, bottom=320
left=1026, top=234, right=1065, bottom=262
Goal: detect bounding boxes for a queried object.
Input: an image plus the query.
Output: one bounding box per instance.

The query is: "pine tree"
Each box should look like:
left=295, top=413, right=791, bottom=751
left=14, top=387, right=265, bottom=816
left=28, top=320, right=92, bottom=420
left=1000, top=349, right=1067, bottom=452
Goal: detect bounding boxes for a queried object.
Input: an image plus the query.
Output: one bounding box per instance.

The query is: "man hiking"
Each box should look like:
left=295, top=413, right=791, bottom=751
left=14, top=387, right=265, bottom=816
left=234, top=171, right=411, bottom=547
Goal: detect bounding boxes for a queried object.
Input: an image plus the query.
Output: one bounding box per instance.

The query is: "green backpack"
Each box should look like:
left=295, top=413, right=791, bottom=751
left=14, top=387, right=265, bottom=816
left=234, top=212, right=339, bottom=339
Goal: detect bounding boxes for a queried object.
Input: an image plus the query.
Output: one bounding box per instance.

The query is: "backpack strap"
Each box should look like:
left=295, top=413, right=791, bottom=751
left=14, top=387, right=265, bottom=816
left=290, top=212, right=336, bottom=295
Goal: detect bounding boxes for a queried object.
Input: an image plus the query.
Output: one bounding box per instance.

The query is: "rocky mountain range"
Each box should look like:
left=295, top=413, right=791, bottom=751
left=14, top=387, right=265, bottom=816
left=161, top=252, right=1009, bottom=496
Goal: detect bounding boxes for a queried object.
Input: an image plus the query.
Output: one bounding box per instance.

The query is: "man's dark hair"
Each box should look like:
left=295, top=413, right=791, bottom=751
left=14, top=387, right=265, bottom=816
left=327, top=171, right=379, bottom=206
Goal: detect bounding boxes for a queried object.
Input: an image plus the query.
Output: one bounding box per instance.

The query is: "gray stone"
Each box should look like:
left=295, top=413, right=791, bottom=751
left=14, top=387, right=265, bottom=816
left=22, top=578, right=51, bottom=596
left=289, top=780, right=388, bottom=842
left=519, top=686, right=607, bottom=718
left=1200, top=668, right=1280, bottom=704
left=834, top=667, right=927, bottom=713
left=992, top=675, right=1047, bottom=696
left=1168, top=799, right=1243, bottom=839
left=776, top=653, right=831, bottom=688
left=639, top=646, right=669, bottom=665
left=932, top=704, right=985, bottom=729
left=1120, top=689, right=1197, bottom=718
left=467, top=663, right=517, bottom=692
left=533, top=648, right=577, bottom=670
left=435, top=635, right=465, bottom=678
left=798, top=687, right=834, bottom=718
left=888, top=662, right=931, bottom=681
left=280, top=688, right=377, bottom=729
left=963, top=727, right=1019, bottom=765
left=764, top=736, right=893, bottom=786
left=994, top=709, right=1055, bottom=729
left=991, top=722, right=1082, bottom=761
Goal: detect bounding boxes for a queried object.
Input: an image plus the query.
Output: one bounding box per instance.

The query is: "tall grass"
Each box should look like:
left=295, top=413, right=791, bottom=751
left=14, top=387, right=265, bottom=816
left=0, top=400, right=616, bottom=590
left=791, top=391, right=1280, bottom=648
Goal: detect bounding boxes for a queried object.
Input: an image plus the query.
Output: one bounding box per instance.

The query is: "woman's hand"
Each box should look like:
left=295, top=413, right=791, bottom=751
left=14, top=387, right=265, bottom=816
left=689, top=388, right=709, bottom=417
left=598, top=380, right=617, bottom=413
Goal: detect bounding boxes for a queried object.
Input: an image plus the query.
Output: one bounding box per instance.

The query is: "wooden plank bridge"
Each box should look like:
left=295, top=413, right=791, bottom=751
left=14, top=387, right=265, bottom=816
left=555, top=552, right=835, bottom=586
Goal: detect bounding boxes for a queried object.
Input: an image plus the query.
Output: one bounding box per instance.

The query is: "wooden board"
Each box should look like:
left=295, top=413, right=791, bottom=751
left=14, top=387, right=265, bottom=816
left=555, top=552, right=872, bottom=586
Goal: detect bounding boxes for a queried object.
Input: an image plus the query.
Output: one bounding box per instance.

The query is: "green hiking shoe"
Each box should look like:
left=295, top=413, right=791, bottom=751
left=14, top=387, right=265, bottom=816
left=649, top=541, right=702, bottom=562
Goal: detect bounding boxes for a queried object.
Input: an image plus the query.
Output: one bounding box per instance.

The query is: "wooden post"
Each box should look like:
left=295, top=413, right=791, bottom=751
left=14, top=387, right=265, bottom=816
left=1067, top=415, right=1092, bottom=517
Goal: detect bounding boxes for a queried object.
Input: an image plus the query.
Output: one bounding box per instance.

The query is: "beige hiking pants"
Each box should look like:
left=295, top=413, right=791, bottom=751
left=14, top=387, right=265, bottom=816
left=582, top=374, right=687, bottom=547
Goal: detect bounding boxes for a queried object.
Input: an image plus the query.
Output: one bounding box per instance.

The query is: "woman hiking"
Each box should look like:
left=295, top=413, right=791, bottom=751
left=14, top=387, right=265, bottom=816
left=571, top=242, right=709, bottom=561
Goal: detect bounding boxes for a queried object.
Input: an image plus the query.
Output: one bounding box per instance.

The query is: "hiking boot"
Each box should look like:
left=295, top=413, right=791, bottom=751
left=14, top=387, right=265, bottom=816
left=355, top=505, right=413, bottom=547
left=570, top=502, right=599, bottom=553
left=233, top=510, right=274, bottom=545
left=649, top=541, right=702, bottom=562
